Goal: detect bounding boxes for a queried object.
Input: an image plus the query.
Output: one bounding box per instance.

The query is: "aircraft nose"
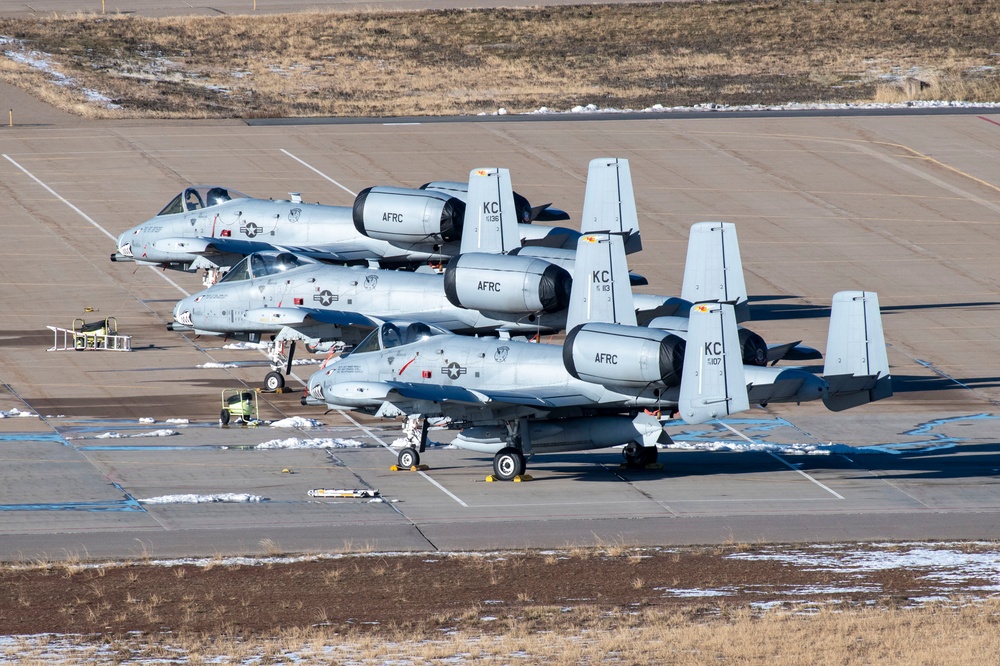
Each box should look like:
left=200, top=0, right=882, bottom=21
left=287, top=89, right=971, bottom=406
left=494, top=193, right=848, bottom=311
left=173, top=296, right=195, bottom=327
left=116, top=231, right=134, bottom=257
left=307, top=371, right=326, bottom=401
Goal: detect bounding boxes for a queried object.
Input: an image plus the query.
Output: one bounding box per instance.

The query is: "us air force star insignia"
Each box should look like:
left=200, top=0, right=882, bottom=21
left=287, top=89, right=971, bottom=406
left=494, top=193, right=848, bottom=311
left=494, top=346, right=509, bottom=363
left=442, top=362, right=467, bottom=380
left=314, top=290, right=337, bottom=306
left=241, top=222, right=260, bottom=238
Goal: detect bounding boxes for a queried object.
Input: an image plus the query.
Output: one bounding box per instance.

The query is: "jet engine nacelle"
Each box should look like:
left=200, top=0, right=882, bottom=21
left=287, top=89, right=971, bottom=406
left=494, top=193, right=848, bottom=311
left=650, top=315, right=768, bottom=367
left=353, top=187, right=465, bottom=244
left=443, top=252, right=572, bottom=314
left=562, top=323, right=685, bottom=388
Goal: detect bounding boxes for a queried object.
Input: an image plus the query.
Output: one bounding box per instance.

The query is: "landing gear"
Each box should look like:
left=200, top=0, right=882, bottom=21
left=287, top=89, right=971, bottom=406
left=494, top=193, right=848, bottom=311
left=623, top=442, right=658, bottom=468
left=492, top=447, right=526, bottom=481
left=264, top=371, right=285, bottom=392
left=395, top=415, right=428, bottom=470
left=261, top=340, right=296, bottom=392
left=398, top=447, right=420, bottom=469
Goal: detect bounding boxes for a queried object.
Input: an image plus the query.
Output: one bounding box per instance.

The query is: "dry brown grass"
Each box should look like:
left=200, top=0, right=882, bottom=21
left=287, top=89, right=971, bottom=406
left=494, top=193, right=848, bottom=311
left=3, top=602, right=1000, bottom=663
left=0, top=0, right=997, bottom=119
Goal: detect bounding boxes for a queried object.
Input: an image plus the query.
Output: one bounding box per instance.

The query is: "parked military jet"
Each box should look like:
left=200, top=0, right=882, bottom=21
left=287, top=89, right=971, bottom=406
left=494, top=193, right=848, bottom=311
left=169, top=162, right=779, bottom=391
left=304, top=232, right=892, bottom=481
left=110, top=179, right=575, bottom=285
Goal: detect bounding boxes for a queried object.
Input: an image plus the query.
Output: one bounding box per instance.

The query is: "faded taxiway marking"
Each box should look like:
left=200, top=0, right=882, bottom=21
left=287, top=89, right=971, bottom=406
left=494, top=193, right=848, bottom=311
left=280, top=149, right=357, bottom=197
left=719, top=422, right=845, bottom=500
left=5, top=150, right=462, bottom=510
left=2, top=153, right=191, bottom=297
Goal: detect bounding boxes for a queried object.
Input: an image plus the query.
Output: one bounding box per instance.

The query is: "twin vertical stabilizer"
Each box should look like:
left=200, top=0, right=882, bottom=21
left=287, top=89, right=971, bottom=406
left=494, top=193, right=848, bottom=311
left=678, top=302, right=750, bottom=424
left=822, top=290, right=893, bottom=411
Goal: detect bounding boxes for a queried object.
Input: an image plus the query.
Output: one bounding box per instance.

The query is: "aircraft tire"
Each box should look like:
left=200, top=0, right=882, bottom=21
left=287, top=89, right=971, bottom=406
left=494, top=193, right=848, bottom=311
left=493, top=447, right=526, bottom=481
left=264, top=372, right=285, bottom=391
left=398, top=447, right=420, bottom=468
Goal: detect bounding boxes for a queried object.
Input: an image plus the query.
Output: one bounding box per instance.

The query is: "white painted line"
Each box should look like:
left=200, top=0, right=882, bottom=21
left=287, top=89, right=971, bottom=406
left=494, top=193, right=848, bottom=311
left=287, top=370, right=469, bottom=508
left=280, top=149, right=356, bottom=197
left=3, top=154, right=191, bottom=297
left=4, top=154, right=117, bottom=241
left=718, top=422, right=844, bottom=500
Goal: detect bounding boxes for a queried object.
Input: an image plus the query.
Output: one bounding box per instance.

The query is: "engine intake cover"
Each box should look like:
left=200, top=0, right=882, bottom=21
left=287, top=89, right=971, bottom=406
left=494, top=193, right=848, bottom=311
left=563, top=323, right=685, bottom=388
left=443, top=252, right=571, bottom=314
left=353, top=187, right=464, bottom=244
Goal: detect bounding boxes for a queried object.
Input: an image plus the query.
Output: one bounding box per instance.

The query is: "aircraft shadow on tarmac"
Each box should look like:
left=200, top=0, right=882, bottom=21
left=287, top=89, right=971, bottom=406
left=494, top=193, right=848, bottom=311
left=462, top=441, right=1000, bottom=485
left=746, top=295, right=1000, bottom=322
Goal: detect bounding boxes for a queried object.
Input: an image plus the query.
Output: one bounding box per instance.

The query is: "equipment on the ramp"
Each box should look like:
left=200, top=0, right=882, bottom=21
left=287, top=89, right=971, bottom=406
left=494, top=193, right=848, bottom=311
left=220, top=388, right=260, bottom=426
left=47, top=317, right=132, bottom=352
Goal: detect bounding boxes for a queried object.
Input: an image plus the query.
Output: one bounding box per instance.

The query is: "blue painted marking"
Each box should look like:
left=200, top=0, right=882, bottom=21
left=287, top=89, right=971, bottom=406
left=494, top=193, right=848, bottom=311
left=0, top=433, right=67, bottom=443
left=0, top=500, right=145, bottom=512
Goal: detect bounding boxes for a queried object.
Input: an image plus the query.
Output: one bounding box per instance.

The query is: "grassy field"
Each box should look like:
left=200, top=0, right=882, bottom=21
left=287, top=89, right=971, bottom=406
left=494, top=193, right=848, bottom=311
left=4, top=543, right=1000, bottom=663
left=0, top=0, right=998, bottom=119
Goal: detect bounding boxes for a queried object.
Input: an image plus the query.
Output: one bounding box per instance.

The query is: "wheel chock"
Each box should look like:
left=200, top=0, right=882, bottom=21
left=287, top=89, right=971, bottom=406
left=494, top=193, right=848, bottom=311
left=486, top=474, right=533, bottom=482
left=281, top=468, right=292, bottom=474
left=390, top=464, right=429, bottom=472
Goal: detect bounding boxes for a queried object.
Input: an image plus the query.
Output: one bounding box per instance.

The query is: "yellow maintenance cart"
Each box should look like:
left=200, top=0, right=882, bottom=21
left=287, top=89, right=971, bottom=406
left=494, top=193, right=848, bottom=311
left=220, top=389, right=260, bottom=426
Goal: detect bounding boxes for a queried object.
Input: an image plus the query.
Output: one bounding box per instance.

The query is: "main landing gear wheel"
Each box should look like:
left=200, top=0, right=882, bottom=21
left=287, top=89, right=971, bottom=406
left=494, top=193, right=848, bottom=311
left=493, top=447, right=526, bottom=481
left=623, top=443, right=658, bottom=467
left=398, top=447, right=420, bottom=469
left=264, top=371, right=285, bottom=392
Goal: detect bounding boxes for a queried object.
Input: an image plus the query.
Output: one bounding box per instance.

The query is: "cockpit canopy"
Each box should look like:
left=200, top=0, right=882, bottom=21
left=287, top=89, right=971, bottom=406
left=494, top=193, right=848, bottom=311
left=157, top=186, right=249, bottom=216
left=218, top=252, right=317, bottom=283
left=349, top=321, right=449, bottom=355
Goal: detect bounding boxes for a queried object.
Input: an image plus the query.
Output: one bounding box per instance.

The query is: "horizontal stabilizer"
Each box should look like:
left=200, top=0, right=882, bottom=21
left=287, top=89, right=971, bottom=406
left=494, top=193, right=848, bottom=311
left=766, top=341, right=823, bottom=365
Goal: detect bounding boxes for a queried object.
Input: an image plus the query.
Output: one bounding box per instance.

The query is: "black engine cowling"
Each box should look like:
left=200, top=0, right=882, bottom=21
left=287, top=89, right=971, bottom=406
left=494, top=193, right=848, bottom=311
left=739, top=328, right=768, bottom=366
left=563, top=323, right=686, bottom=388
left=353, top=187, right=464, bottom=244
left=443, top=253, right=572, bottom=314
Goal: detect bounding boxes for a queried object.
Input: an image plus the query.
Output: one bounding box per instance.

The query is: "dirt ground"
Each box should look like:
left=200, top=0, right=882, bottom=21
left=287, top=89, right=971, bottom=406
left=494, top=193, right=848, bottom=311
left=0, top=544, right=987, bottom=637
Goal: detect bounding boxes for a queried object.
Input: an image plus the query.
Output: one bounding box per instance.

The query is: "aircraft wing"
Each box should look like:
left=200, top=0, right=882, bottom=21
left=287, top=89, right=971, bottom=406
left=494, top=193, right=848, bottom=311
left=388, top=382, right=604, bottom=409
left=245, top=307, right=378, bottom=329
left=149, top=236, right=360, bottom=262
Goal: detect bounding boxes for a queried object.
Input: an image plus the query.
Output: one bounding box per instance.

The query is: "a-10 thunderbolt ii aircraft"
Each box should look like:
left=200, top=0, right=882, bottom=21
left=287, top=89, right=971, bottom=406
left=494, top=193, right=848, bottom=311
left=110, top=177, right=575, bottom=285
left=303, top=230, right=892, bottom=481
left=170, top=160, right=806, bottom=390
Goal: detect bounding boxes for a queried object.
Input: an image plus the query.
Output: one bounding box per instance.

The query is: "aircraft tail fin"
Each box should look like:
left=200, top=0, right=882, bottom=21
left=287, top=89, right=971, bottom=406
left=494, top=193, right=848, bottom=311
left=460, top=168, right=520, bottom=254
left=681, top=222, right=750, bottom=322
left=580, top=158, right=641, bottom=254
left=566, top=232, right=636, bottom=329
left=678, top=302, right=750, bottom=424
left=822, top=290, right=893, bottom=411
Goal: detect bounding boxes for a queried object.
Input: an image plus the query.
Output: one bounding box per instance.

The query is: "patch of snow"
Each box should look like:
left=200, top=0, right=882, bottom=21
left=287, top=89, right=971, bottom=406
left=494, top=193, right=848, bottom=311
left=138, top=417, right=155, bottom=424
left=165, top=418, right=189, bottom=424
left=0, top=408, right=38, bottom=418
left=663, top=440, right=891, bottom=455
left=249, top=437, right=364, bottom=450
left=269, top=416, right=324, bottom=428
left=197, top=362, right=239, bottom=369
left=139, top=493, right=267, bottom=504
left=94, top=429, right=178, bottom=439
